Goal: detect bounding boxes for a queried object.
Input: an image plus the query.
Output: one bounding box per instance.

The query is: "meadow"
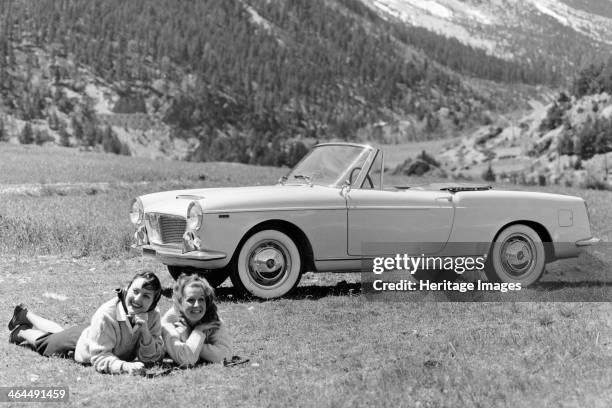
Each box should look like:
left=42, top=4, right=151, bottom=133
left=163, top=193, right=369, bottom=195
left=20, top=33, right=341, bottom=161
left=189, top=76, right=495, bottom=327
left=1, top=143, right=612, bottom=408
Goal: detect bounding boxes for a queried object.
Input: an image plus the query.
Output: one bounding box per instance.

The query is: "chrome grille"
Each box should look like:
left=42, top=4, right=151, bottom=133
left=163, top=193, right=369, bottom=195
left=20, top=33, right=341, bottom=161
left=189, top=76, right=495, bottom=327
left=146, top=214, right=186, bottom=244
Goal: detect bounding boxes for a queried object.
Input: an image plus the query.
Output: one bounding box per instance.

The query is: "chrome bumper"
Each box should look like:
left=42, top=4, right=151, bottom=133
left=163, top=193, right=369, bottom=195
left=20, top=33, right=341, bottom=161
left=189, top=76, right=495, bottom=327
left=575, top=237, right=601, bottom=247
left=138, top=245, right=228, bottom=268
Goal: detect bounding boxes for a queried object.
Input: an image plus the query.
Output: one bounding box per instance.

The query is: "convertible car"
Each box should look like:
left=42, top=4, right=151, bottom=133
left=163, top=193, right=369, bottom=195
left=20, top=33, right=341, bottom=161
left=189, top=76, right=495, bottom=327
left=129, top=143, right=599, bottom=298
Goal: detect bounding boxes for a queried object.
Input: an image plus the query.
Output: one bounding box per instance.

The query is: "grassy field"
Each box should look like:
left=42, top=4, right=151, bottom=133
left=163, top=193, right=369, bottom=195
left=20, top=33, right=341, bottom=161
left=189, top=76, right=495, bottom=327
left=1, top=143, right=612, bottom=407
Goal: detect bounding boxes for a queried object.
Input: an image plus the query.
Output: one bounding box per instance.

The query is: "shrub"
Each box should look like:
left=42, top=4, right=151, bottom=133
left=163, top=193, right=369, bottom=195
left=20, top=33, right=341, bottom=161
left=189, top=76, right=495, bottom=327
left=538, top=174, right=547, bottom=186
left=19, top=123, right=34, bottom=144
left=0, top=116, right=7, bottom=142
left=34, top=129, right=53, bottom=145
left=101, top=126, right=122, bottom=154
left=539, top=102, right=565, bottom=132
left=580, top=176, right=611, bottom=190
left=482, top=162, right=496, bottom=182
left=393, top=150, right=441, bottom=176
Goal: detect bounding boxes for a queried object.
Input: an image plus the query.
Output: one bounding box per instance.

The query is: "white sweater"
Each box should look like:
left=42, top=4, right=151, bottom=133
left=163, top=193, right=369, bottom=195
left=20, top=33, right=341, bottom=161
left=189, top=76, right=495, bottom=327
left=161, top=307, right=232, bottom=366
left=74, top=298, right=165, bottom=374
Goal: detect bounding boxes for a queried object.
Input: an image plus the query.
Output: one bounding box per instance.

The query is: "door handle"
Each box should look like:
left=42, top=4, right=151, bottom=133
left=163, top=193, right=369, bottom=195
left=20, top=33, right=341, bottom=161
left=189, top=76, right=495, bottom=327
left=435, top=197, right=452, bottom=203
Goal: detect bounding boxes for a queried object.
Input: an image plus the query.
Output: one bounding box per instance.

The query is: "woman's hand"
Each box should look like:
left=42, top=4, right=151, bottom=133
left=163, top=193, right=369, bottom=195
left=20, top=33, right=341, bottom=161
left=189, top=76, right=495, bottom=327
left=194, top=321, right=221, bottom=333
left=133, top=314, right=152, bottom=344
left=122, top=361, right=145, bottom=375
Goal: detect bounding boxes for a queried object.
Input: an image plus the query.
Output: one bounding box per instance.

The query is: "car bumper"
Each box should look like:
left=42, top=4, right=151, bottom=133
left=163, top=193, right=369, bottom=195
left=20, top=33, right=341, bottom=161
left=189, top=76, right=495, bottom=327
left=553, top=237, right=601, bottom=259
left=575, top=237, right=601, bottom=246
left=138, top=245, right=229, bottom=269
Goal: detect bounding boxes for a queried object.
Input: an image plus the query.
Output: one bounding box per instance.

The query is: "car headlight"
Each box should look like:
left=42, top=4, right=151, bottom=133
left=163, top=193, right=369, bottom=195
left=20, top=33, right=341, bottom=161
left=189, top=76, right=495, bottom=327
left=186, top=201, right=203, bottom=230
left=129, top=198, right=144, bottom=225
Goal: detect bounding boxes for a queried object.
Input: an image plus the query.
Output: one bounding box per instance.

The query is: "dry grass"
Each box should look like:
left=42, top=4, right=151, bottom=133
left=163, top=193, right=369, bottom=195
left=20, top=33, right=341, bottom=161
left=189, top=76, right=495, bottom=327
left=1, top=257, right=612, bottom=408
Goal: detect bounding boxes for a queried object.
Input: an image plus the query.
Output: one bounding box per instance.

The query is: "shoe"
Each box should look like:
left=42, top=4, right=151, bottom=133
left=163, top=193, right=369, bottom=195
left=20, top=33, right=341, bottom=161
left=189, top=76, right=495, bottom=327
left=8, top=304, right=30, bottom=331
left=9, top=324, right=28, bottom=344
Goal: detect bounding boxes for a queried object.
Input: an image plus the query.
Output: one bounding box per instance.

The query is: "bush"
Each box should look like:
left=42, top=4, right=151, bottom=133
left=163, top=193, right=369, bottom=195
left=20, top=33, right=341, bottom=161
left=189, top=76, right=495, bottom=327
left=580, top=176, right=611, bottom=190
left=101, top=126, right=122, bottom=154
left=482, top=162, right=496, bottom=182
left=34, top=129, right=53, bottom=145
left=19, top=123, right=34, bottom=144
left=393, top=150, right=441, bottom=176
left=539, top=102, right=566, bottom=132
left=538, top=174, right=547, bottom=186
left=0, top=116, right=7, bottom=142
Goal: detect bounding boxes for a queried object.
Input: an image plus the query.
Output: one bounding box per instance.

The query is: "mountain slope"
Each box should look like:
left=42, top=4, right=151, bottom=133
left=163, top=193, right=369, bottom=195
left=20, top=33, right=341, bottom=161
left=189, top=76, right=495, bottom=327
left=0, top=0, right=590, bottom=165
left=437, top=60, right=612, bottom=188
left=364, top=0, right=612, bottom=83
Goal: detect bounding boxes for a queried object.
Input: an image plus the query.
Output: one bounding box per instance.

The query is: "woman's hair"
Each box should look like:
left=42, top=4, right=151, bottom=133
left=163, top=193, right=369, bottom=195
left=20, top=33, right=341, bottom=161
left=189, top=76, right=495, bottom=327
left=172, top=274, right=220, bottom=326
left=127, top=270, right=163, bottom=312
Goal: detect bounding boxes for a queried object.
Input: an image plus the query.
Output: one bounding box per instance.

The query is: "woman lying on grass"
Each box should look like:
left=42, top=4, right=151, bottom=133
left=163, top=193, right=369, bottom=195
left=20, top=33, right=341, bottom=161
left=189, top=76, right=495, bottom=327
left=8, top=270, right=165, bottom=375
left=162, top=274, right=232, bottom=366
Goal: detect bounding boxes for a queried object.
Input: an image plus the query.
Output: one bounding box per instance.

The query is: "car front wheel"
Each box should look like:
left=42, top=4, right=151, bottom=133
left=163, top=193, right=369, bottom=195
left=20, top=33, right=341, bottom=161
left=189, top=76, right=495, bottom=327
left=230, top=229, right=302, bottom=299
left=485, top=224, right=546, bottom=286
left=167, top=266, right=229, bottom=288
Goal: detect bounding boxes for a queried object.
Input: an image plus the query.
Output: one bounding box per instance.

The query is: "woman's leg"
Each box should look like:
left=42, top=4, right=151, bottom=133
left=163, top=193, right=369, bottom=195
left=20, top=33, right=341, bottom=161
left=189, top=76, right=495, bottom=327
left=26, top=311, right=64, bottom=334
left=18, top=328, right=48, bottom=346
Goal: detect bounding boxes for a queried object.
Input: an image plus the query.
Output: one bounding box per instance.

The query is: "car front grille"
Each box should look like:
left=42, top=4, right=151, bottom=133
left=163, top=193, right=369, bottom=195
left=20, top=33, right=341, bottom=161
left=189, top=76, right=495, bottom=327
left=146, top=214, right=186, bottom=245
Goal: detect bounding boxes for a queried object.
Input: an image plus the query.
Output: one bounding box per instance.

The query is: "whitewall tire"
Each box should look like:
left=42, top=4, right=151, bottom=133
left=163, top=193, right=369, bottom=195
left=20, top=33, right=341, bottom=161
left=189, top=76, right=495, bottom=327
left=230, top=229, right=302, bottom=299
left=485, top=224, right=546, bottom=286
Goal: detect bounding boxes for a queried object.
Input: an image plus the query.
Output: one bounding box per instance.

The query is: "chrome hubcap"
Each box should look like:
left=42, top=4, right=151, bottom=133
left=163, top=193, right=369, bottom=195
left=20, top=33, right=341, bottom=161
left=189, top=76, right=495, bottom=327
left=500, top=234, right=535, bottom=277
left=247, top=241, right=290, bottom=287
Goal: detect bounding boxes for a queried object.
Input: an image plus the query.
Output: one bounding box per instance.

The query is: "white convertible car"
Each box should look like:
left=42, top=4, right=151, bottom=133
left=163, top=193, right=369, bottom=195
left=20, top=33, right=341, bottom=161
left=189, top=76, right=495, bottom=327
left=130, top=143, right=599, bottom=298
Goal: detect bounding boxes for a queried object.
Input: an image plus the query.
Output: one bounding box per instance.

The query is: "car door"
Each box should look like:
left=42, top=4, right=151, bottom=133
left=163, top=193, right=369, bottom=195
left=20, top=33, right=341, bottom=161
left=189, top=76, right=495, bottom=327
left=346, top=188, right=454, bottom=256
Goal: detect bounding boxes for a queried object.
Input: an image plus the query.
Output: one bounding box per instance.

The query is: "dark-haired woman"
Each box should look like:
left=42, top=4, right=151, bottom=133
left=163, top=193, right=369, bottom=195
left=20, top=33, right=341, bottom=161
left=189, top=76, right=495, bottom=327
left=8, top=271, right=165, bottom=375
left=161, top=274, right=232, bottom=366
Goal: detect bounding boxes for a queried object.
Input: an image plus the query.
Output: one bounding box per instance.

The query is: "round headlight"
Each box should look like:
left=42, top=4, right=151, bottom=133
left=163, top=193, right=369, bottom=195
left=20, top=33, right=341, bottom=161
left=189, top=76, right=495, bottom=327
left=186, top=201, right=203, bottom=230
left=129, top=198, right=144, bottom=225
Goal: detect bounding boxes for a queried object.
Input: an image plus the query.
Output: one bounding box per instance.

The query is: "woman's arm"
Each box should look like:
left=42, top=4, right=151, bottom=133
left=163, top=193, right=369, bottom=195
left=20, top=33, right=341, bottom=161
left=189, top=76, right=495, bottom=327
left=82, top=312, right=131, bottom=374
left=136, top=311, right=165, bottom=363
left=161, top=308, right=205, bottom=367
left=199, top=323, right=232, bottom=364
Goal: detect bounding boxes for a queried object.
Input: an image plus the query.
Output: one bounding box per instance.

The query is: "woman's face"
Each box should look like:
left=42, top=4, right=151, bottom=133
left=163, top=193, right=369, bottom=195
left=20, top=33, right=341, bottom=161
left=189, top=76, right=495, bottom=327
left=125, top=277, right=156, bottom=315
left=181, top=283, right=206, bottom=325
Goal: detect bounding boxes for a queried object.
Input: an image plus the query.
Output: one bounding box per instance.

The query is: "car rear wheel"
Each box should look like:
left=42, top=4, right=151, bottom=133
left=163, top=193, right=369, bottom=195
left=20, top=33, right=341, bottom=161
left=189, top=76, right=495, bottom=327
left=485, top=224, right=545, bottom=286
left=230, top=229, right=302, bottom=299
left=167, top=266, right=229, bottom=288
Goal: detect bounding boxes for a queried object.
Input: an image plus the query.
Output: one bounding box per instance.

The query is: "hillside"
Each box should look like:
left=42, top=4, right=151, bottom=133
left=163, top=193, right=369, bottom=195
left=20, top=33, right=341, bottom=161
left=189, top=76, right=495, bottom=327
left=0, top=0, right=563, bottom=165
left=365, top=0, right=612, bottom=81
left=436, top=59, right=612, bottom=188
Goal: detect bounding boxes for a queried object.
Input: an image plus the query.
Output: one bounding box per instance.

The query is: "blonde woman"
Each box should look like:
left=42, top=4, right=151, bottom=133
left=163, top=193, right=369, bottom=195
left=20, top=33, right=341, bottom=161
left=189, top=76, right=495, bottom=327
left=162, top=274, right=231, bottom=366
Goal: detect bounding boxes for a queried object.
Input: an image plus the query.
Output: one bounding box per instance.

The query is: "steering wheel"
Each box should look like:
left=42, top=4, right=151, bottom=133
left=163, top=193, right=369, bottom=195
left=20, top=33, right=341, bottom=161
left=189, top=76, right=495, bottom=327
left=348, top=167, right=374, bottom=188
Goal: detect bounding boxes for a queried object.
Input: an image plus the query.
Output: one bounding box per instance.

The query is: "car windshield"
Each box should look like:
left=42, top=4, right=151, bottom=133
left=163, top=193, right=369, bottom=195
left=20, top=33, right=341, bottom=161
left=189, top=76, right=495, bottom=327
left=284, top=144, right=372, bottom=187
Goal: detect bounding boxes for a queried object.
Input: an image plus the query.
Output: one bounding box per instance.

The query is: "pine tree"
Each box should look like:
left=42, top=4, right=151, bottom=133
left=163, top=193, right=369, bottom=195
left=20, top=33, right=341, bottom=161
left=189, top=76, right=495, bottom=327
left=19, top=123, right=34, bottom=144
left=482, top=162, right=496, bottom=182
left=0, top=115, right=6, bottom=142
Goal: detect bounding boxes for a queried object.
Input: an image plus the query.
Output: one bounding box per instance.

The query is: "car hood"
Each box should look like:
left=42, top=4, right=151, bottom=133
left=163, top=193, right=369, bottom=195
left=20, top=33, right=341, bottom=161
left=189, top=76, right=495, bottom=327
left=139, top=184, right=345, bottom=217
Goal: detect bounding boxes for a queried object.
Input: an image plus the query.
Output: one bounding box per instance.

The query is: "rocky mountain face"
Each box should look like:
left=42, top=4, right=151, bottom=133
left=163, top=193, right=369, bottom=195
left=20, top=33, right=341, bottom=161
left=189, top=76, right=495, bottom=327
left=364, top=0, right=612, bottom=75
